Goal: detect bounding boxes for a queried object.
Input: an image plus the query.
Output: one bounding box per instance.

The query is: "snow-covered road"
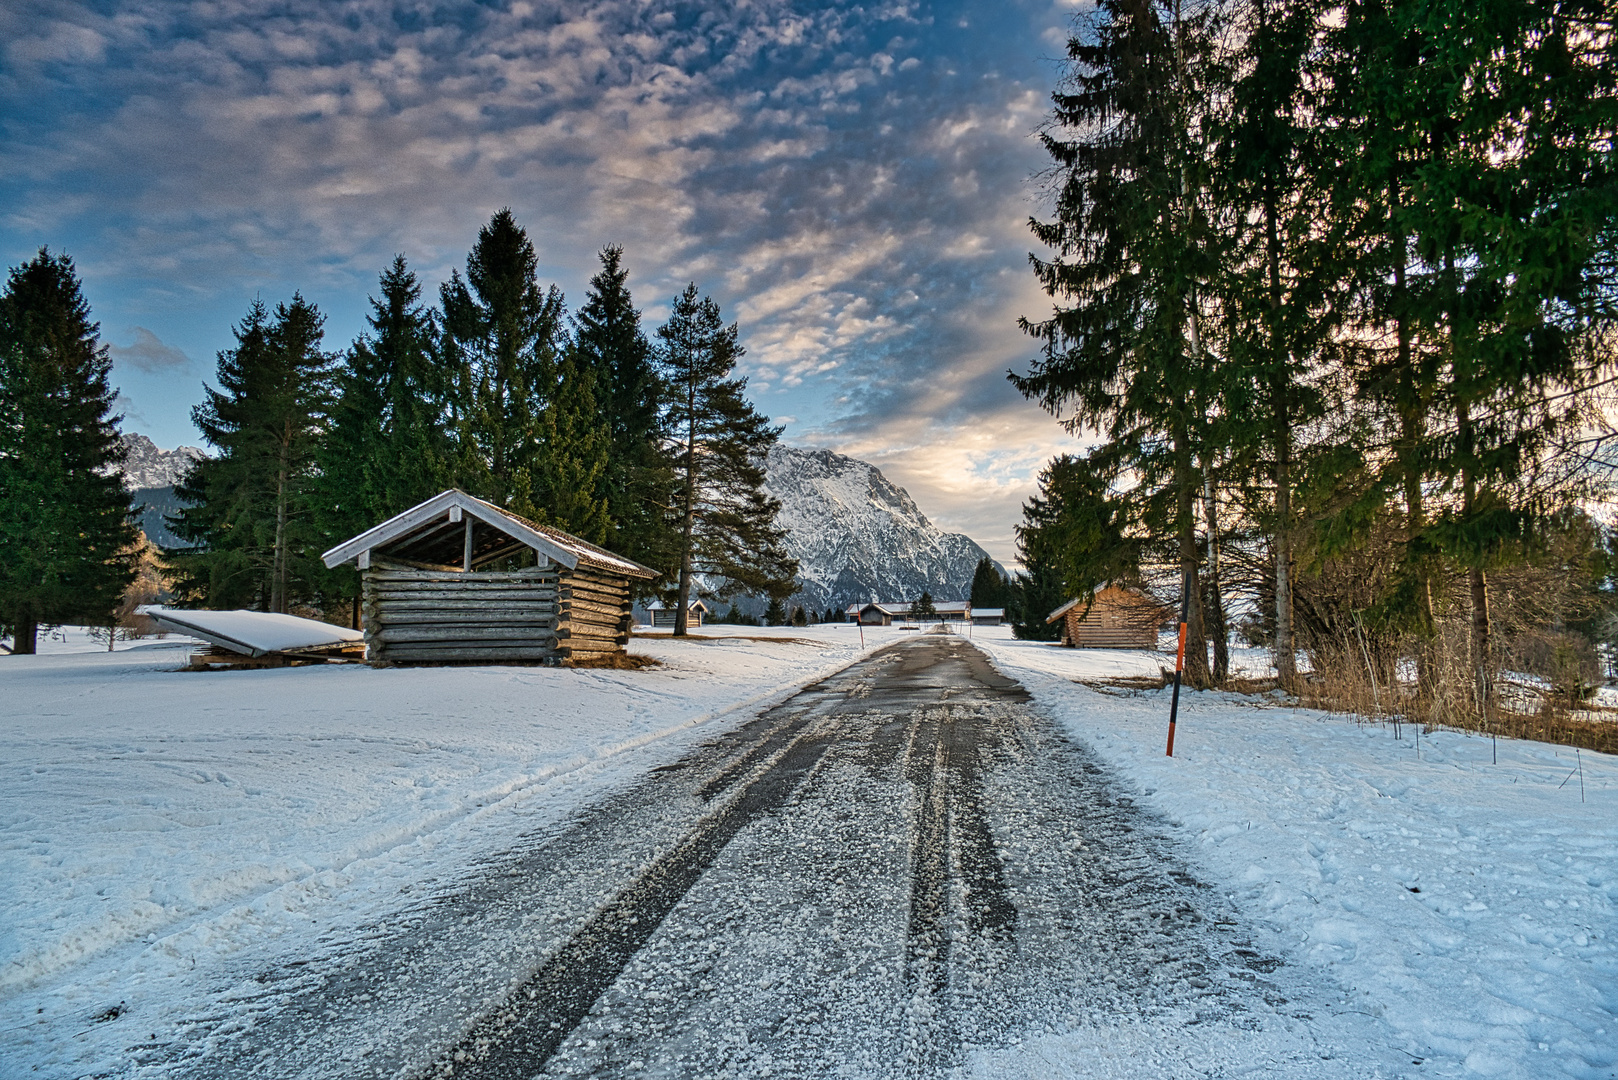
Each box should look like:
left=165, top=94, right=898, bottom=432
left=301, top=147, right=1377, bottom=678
left=124, top=634, right=1394, bottom=1079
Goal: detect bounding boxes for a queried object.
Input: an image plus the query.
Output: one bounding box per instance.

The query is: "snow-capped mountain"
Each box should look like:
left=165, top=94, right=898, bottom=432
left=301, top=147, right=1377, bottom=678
left=763, top=444, right=1000, bottom=614
left=119, top=433, right=204, bottom=490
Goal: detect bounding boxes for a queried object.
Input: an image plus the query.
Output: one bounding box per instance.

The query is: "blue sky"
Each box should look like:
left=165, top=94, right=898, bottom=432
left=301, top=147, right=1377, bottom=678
left=1, top=0, right=1088, bottom=563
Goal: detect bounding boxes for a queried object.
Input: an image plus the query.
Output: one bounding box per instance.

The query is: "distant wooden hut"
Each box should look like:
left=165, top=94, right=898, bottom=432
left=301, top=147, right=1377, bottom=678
left=1046, top=584, right=1170, bottom=649
left=321, top=490, right=659, bottom=666
left=643, top=599, right=709, bottom=628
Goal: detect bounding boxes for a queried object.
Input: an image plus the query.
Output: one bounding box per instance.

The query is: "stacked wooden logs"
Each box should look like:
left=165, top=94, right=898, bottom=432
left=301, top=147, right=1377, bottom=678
left=363, top=563, right=561, bottom=664
left=555, top=567, right=633, bottom=662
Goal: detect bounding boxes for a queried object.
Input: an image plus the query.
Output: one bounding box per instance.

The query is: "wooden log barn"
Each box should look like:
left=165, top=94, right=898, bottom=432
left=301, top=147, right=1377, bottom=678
left=321, top=489, right=659, bottom=665
left=1046, top=584, right=1171, bottom=649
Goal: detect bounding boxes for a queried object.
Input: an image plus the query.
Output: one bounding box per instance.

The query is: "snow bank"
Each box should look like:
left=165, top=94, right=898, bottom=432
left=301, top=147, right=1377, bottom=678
left=972, top=627, right=1617, bottom=1079
left=0, top=622, right=902, bottom=1073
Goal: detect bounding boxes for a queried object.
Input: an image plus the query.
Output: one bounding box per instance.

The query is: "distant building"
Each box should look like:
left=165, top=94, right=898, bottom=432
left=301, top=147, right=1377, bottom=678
left=853, top=600, right=971, bottom=625
left=1046, top=584, right=1170, bottom=649
left=641, top=599, right=709, bottom=628
left=970, top=607, right=1005, bottom=626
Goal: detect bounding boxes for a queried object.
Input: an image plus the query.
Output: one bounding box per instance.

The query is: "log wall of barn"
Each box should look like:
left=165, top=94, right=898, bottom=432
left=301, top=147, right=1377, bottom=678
left=363, top=564, right=561, bottom=664
left=362, top=560, right=636, bottom=665
left=556, top=567, right=633, bottom=662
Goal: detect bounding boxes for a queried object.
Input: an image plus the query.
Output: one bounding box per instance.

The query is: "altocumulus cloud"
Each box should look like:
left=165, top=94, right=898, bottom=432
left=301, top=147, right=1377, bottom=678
left=0, top=0, right=1087, bottom=563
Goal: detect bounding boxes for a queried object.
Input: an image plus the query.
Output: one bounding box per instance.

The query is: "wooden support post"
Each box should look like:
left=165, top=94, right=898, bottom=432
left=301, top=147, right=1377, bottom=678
left=463, top=518, right=473, bottom=572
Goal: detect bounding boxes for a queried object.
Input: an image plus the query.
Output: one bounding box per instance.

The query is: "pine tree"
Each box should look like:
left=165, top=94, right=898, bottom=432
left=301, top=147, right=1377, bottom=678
left=765, top=596, right=787, bottom=626
left=532, top=350, right=611, bottom=543
left=314, top=257, right=450, bottom=620
left=1009, top=557, right=1067, bottom=642
left=440, top=210, right=566, bottom=515
left=0, top=249, right=137, bottom=653
left=1325, top=0, right=1618, bottom=708
left=656, top=284, right=798, bottom=636
left=969, top=556, right=1011, bottom=610
left=573, top=246, right=671, bottom=568
left=170, top=296, right=334, bottom=612
left=1013, top=0, right=1225, bottom=685
left=912, top=591, right=938, bottom=621
left=1213, top=0, right=1338, bottom=688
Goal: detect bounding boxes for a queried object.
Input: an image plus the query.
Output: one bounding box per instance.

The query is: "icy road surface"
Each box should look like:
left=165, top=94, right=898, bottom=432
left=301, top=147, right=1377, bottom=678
left=152, top=635, right=1396, bottom=1079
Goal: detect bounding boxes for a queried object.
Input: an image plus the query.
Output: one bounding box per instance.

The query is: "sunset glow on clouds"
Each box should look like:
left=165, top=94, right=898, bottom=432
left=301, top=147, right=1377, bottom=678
left=0, top=0, right=1092, bottom=563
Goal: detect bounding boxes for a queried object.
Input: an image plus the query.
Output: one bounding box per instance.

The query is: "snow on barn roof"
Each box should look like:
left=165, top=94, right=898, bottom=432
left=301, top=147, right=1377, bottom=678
left=140, top=607, right=363, bottom=658
left=320, top=489, right=658, bottom=579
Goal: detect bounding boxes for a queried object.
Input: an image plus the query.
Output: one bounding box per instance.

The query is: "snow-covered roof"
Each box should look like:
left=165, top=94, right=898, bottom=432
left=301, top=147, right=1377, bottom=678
left=644, top=599, right=709, bottom=611
left=320, top=489, right=658, bottom=579
left=973, top=608, right=1005, bottom=618
left=140, top=607, right=363, bottom=657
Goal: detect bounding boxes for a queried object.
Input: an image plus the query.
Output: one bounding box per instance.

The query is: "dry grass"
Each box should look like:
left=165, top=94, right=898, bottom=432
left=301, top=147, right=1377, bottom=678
left=565, top=652, right=663, bottom=670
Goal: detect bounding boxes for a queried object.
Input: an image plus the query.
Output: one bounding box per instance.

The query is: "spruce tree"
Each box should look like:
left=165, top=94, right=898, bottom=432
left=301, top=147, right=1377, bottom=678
left=1009, top=557, right=1067, bottom=642
left=314, top=257, right=450, bottom=619
left=1013, top=0, right=1225, bottom=685
left=969, top=556, right=1010, bottom=610
left=912, top=591, right=938, bottom=621
left=764, top=596, right=787, bottom=626
left=440, top=210, right=566, bottom=516
left=0, top=249, right=137, bottom=653
left=1325, top=0, right=1618, bottom=708
left=170, top=296, right=334, bottom=612
left=532, top=350, right=611, bottom=543
left=656, top=284, right=798, bottom=636
left=573, top=246, right=670, bottom=567
left=1213, top=0, right=1338, bottom=688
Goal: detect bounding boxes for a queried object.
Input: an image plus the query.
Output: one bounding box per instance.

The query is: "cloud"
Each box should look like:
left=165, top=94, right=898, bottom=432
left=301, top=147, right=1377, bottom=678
left=2, top=0, right=1081, bottom=550
left=108, top=327, right=193, bottom=372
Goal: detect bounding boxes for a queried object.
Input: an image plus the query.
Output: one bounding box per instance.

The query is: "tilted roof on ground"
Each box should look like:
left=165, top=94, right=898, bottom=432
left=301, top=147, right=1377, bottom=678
left=320, top=489, right=658, bottom=579
left=140, top=607, right=363, bottom=657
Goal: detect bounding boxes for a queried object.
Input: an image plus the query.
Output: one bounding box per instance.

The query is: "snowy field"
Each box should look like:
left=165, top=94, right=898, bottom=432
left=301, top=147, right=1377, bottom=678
left=970, top=628, right=1617, bottom=1080
left=4, top=622, right=1614, bottom=1078
left=0, top=621, right=908, bottom=1076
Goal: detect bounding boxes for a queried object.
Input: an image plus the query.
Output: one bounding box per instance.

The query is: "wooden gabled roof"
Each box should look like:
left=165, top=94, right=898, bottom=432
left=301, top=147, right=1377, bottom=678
left=321, top=489, right=659, bottom=579
left=1046, top=582, right=1167, bottom=623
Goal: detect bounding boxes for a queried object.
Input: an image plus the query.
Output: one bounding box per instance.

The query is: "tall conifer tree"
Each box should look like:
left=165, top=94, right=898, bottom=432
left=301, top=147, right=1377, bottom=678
left=170, top=296, right=334, bottom=612
left=1014, top=0, right=1225, bottom=684
left=532, top=350, right=612, bottom=543
left=314, top=257, right=449, bottom=619
left=1325, top=0, right=1618, bottom=707
left=440, top=210, right=566, bottom=516
left=1213, top=0, right=1339, bottom=687
left=656, top=284, right=797, bottom=636
left=0, top=249, right=136, bottom=652
left=572, top=246, right=670, bottom=569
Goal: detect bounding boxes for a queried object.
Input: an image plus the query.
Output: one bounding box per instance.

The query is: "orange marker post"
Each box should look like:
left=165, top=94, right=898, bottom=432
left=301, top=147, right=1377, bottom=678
left=1166, top=570, right=1190, bottom=757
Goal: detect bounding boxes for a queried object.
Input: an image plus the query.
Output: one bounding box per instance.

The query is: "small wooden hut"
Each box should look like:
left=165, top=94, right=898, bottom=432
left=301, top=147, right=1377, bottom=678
left=644, top=599, right=709, bottom=628
left=321, top=490, right=659, bottom=666
left=1046, top=584, right=1171, bottom=649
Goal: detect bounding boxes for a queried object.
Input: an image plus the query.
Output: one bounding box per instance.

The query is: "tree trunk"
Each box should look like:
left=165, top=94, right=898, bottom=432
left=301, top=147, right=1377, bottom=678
left=1458, top=402, right=1492, bottom=715
left=1203, top=473, right=1228, bottom=685
left=1175, top=431, right=1210, bottom=688
left=1273, top=436, right=1296, bottom=688
left=272, top=429, right=290, bottom=614
left=12, top=614, right=38, bottom=655
left=673, top=380, right=698, bottom=638
left=1391, top=210, right=1437, bottom=702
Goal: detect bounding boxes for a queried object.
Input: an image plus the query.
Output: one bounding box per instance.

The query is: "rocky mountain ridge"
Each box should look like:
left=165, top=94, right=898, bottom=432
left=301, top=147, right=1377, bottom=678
left=119, top=433, right=205, bottom=490
left=762, top=444, right=1000, bottom=615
